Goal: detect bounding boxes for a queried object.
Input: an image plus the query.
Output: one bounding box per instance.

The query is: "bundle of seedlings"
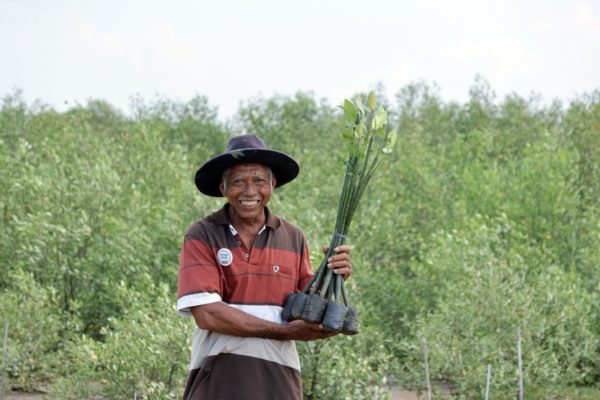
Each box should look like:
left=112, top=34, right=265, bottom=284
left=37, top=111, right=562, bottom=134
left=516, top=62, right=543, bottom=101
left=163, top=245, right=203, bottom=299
left=282, top=92, right=397, bottom=334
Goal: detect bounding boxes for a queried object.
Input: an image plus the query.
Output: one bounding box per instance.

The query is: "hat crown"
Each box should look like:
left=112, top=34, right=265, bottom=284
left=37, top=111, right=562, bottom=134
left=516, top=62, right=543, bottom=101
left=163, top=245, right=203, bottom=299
left=226, top=134, right=267, bottom=152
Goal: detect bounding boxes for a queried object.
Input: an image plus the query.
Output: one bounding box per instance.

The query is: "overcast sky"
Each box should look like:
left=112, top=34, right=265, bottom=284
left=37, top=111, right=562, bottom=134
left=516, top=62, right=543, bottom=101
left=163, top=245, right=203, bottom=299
left=1, top=0, right=599, bottom=119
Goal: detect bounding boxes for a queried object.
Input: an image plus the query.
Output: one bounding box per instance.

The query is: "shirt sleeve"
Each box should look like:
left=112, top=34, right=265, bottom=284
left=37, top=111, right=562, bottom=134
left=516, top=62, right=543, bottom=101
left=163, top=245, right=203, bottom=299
left=177, top=235, right=223, bottom=316
left=297, top=241, right=314, bottom=292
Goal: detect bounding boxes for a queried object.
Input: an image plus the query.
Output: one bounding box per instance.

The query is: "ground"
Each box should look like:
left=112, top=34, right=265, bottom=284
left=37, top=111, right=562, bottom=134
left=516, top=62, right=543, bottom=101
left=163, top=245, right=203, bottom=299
left=391, top=387, right=420, bottom=400
left=4, top=387, right=422, bottom=399
left=5, top=394, right=44, bottom=400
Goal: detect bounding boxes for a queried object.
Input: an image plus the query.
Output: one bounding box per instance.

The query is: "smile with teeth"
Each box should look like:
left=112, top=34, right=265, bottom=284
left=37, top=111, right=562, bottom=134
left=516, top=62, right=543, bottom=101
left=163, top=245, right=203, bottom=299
left=239, top=198, right=261, bottom=207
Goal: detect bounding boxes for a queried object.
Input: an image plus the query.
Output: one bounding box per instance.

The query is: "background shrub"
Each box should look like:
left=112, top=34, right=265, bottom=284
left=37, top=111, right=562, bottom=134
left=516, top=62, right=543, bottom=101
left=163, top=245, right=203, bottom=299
left=1, top=83, right=599, bottom=398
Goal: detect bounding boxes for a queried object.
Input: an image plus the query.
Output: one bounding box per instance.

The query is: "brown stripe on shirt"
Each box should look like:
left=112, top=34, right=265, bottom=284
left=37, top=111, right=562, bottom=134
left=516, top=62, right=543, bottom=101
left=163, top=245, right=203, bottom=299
left=183, top=353, right=302, bottom=400
left=177, top=205, right=313, bottom=306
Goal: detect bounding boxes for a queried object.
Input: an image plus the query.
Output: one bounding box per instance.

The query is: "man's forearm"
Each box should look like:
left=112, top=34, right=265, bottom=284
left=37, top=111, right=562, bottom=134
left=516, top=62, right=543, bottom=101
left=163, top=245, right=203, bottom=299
left=191, top=302, right=284, bottom=339
left=190, top=302, right=334, bottom=341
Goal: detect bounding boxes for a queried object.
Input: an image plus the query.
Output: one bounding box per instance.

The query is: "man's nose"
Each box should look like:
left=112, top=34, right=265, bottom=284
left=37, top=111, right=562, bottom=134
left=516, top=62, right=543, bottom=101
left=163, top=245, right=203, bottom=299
left=242, top=181, right=259, bottom=194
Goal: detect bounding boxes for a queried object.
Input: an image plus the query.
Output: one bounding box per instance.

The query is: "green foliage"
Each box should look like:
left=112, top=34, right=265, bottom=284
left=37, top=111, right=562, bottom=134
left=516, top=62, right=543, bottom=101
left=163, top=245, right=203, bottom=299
left=0, top=95, right=225, bottom=335
left=48, top=278, right=191, bottom=400
left=129, top=94, right=229, bottom=163
left=1, top=81, right=600, bottom=398
left=562, top=90, right=600, bottom=204
left=236, top=92, right=337, bottom=157
left=0, top=270, right=81, bottom=391
left=527, top=385, right=600, bottom=400
left=401, top=216, right=598, bottom=398
left=299, top=327, right=393, bottom=400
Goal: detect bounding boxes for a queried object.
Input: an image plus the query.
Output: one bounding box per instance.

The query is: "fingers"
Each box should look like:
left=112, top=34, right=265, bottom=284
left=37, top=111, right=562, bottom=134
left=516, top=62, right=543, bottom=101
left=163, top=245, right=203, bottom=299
left=320, top=332, right=337, bottom=339
left=322, top=243, right=353, bottom=280
left=332, top=267, right=352, bottom=281
left=327, top=257, right=350, bottom=269
left=290, top=319, right=323, bottom=331
left=287, top=320, right=337, bottom=340
left=327, top=252, right=350, bottom=267
left=323, top=244, right=352, bottom=255
left=335, top=244, right=351, bottom=255
left=327, top=255, right=352, bottom=280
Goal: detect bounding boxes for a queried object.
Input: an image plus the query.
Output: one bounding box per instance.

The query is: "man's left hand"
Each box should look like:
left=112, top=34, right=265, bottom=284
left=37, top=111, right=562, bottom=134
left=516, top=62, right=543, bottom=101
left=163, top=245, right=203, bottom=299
left=323, top=244, right=352, bottom=280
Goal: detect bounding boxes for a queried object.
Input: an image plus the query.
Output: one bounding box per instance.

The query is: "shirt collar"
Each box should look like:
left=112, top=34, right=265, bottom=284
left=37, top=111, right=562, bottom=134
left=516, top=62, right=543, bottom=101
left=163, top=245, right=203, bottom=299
left=228, top=224, right=267, bottom=236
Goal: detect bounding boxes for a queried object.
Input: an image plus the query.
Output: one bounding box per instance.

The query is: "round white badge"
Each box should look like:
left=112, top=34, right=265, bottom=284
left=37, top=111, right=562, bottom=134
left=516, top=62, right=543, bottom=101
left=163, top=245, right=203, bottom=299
left=217, top=248, right=233, bottom=267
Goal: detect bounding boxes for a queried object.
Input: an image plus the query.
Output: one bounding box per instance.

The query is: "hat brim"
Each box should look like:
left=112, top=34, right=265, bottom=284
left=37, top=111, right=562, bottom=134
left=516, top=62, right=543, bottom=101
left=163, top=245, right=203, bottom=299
left=195, top=148, right=300, bottom=197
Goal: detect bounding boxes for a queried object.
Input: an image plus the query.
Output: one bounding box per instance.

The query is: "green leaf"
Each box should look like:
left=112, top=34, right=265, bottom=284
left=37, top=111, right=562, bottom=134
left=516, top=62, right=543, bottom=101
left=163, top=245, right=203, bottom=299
left=342, top=99, right=357, bottom=126
left=367, top=91, right=376, bottom=111
left=382, top=129, right=397, bottom=154
left=348, top=143, right=361, bottom=159
left=355, top=122, right=364, bottom=139
left=373, top=106, right=387, bottom=129
left=355, top=95, right=364, bottom=114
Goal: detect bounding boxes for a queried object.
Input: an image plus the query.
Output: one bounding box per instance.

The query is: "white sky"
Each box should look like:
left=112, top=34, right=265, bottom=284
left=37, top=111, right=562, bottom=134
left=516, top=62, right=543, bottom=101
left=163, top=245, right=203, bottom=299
left=1, top=0, right=600, bottom=119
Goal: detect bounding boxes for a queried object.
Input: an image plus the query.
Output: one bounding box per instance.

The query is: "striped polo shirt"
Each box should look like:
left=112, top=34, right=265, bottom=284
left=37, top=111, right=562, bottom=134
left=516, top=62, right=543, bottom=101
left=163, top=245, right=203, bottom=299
left=177, top=205, right=313, bottom=399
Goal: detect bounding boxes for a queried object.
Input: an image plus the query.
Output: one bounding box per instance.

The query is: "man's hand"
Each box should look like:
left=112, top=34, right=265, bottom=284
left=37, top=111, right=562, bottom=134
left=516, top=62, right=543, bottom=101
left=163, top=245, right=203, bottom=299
left=323, top=244, right=352, bottom=280
left=281, top=319, right=337, bottom=341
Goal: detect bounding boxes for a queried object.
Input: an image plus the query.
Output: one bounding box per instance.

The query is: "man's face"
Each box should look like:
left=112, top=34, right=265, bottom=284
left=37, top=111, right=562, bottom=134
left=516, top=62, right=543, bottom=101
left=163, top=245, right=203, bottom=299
left=220, top=163, right=276, bottom=223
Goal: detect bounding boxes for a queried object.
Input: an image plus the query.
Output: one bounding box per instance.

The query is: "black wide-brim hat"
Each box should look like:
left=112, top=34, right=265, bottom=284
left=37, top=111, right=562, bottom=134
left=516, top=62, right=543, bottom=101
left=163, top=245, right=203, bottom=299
left=195, top=134, right=300, bottom=197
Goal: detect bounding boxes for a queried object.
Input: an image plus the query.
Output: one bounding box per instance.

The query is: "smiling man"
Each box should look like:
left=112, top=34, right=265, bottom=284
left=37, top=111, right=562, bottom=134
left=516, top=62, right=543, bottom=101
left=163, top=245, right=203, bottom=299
left=176, top=134, right=352, bottom=400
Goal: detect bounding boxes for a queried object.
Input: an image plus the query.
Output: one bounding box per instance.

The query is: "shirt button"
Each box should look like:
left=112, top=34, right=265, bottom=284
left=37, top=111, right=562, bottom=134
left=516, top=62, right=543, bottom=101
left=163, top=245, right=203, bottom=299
left=245, top=253, right=249, bottom=258
left=273, top=265, right=279, bottom=273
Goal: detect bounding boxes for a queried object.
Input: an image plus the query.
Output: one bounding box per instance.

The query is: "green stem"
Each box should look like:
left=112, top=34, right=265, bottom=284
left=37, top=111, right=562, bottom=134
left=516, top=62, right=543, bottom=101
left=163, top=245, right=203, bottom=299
left=341, top=162, right=361, bottom=233
left=358, top=134, right=375, bottom=190
left=352, top=153, right=382, bottom=218
left=320, top=268, right=333, bottom=298
left=303, top=257, right=328, bottom=294
left=341, top=282, right=349, bottom=307
left=343, top=146, right=382, bottom=233
left=310, top=232, right=345, bottom=296
left=335, top=156, right=358, bottom=234
left=325, top=276, right=334, bottom=300
left=335, top=167, right=352, bottom=232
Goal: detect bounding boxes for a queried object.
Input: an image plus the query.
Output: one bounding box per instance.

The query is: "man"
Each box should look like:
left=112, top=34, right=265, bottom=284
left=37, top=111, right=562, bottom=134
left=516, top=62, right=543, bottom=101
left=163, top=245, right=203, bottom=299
left=177, top=134, right=352, bottom=400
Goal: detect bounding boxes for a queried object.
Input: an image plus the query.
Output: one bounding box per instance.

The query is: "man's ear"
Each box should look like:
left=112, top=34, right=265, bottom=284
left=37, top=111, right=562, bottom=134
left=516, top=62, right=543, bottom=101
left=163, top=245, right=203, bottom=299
left=219, top=182, right=226, bottom=196
left=271, top=175, right=277, bottom=189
